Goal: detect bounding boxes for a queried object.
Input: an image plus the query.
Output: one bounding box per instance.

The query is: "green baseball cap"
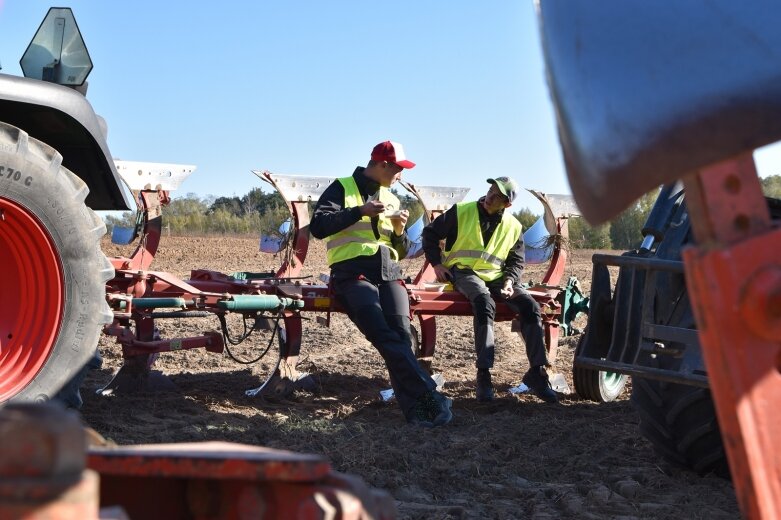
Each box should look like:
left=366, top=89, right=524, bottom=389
left=486, top=177, right=518, bottom=202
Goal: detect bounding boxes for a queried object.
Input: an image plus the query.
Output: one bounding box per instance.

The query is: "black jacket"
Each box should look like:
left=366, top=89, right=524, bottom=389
left=311, top=167, right=410, bottom=282
left=421, top=199, right=526, bottom=284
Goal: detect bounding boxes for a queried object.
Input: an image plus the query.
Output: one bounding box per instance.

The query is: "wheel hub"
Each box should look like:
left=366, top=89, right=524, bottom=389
left=0, top=197, right=64, bottom=401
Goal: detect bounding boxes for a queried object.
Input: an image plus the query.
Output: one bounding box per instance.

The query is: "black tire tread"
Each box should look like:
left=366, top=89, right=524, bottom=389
left=0, top=121, right=113, bottom=403
left=631, top=377, right=729, bottom=477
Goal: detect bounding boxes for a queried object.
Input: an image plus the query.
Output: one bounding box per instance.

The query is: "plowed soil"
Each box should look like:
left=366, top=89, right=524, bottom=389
left=81, top=236, right=739, bottom=519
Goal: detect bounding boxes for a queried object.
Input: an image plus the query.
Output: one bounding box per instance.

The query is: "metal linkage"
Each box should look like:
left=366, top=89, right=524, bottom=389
left=103, top=262, right=306, bottom=394
left=575, top=253, right=707, bottom=386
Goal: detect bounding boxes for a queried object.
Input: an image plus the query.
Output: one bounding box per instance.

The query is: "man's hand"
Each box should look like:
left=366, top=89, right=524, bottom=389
left=388, top=209, right=409, bottom=235
left=360, top=200, right=386, bottom=217
left=433, top=264, right=453, bottom=283
left=500, top=278, right=515, bottom=298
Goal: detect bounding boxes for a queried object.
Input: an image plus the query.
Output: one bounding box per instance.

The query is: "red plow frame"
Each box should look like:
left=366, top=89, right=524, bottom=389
left=101, top=169, right=577, bottom=398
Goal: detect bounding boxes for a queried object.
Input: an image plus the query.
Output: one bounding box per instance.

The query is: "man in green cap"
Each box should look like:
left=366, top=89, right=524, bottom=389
left=421, top=177, right=558, bottom=403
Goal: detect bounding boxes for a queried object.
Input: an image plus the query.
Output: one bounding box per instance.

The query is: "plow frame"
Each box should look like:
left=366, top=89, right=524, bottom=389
left=103, top=169, right=578, bottom=397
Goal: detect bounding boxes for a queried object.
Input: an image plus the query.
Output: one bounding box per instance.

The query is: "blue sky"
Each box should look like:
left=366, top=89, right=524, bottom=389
left=2, top=1, right=780, bottom=216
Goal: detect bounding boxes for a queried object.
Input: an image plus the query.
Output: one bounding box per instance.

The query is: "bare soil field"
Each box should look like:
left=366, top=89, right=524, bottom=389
left=81, top=236, right=739, bottom=519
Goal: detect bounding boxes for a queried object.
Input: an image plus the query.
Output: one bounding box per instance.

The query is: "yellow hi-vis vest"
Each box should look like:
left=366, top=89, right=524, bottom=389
left=325, top=176, right=401, bottom=266
left=442, top=202, right=522, bottom=282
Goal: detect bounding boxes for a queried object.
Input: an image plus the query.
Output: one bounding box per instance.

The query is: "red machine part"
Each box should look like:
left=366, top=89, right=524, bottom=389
left=0, top=404, right=99, bottom=520
left=681, top=153, right=781, bottom=520
left=110, top=190, right=168, bottom=272
left=90, top=442, right=395, bottom=519
left=276, top=200, right=312, bottom=279
left=0, top=197, right=64, bottom=402
left=0, top=403, right=394, bottom=519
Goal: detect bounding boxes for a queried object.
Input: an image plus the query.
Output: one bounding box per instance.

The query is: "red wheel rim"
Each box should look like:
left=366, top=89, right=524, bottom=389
left=0, top=197, right=64, bottom=400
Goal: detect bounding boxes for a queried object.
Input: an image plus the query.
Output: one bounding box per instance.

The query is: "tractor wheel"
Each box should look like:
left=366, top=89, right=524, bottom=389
left=0, top=122, right=113, bottom=404
left=572, top=336, right=629, bottom=402
left=629, top=263, right=729, bottom=478
left=631, top=376, right=729, bottom=477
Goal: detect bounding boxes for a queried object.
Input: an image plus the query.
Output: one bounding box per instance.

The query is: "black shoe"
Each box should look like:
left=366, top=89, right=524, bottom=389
left=407, top=390, right=453, bottom=427
left=522, top=366, right=559, bottom=403
left=476, top=369, right=494, bottom=402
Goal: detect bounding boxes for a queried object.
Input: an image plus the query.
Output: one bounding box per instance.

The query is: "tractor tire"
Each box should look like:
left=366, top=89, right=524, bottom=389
left=572, top=336, right=629, bottom=402
left=0, top=122, right=114, bottom=404
left=628, top=275, right=728, bottom=477
left=631, top=377, right=729, bottom=477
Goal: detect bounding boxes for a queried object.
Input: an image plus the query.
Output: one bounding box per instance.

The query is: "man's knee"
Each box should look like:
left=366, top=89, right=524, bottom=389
left=385, top=314, right=414, bottom=348
left=471, top=292, right=496, bottom=318
left=348, top=304, right=384, bottom=337
left=512, top=291, right=541, bottom=318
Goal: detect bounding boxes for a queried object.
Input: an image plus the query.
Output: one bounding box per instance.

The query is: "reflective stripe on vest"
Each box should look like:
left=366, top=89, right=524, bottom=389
left=325, top=176, right=400, bottom=265
left=442, top=201, right=522, bottom=282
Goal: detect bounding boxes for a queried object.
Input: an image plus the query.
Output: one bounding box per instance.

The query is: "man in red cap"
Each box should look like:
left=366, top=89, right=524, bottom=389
left=421, top=177, right=559, bottom=404
left=310, top=140, right=453, bottom=427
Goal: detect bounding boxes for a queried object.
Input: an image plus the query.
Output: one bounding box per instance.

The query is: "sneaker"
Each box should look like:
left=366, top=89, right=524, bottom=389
left=476, top=368, right=494, bottom=402
left=407, top=390, right=453, bottom=427
left=521, top=366, right=559, bottom=403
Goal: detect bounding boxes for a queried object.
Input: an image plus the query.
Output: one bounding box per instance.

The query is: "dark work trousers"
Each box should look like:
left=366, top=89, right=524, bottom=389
left=451, top=267, right=549, bottom=371
left=333, top=277, right=436, bottom=416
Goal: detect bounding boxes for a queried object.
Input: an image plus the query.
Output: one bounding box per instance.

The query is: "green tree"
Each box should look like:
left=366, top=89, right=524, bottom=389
left=164, top=194, right=210, bottom=234
left=243, top=188, right=286, bottom=216
left=209, top=196, right=243, bottom=216
left=167, top=193, right=210, bottom=217
left=608, top=189, right=657, bottom=249
left=568, top=217, right=611, bottom=249
left=513, top=207, right=539, bottom=231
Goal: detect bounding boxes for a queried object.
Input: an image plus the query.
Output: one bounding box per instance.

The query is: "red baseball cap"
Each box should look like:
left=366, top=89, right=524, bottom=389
left=371, top=141, right=416, bottom=169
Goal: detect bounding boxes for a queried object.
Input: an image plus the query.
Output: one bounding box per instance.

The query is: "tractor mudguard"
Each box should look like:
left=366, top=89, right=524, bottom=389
left=537, top=0, right=781, bottom=224
left=0, top=121, right=114, bottom=404
left=0, top=73, right=132, bottom=211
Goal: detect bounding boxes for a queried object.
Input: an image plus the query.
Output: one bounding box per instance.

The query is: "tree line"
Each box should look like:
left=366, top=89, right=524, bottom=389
left=105, top=175, right=781, bottom=250
left=562, top=174, right=781, bottom=249
left=105, top=188, right=425, bottom=238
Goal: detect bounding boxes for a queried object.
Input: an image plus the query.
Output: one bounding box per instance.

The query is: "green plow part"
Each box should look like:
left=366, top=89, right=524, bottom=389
left=217, top=295, right=304, bottom=312
left=131, top=297, right=187, bottom=309
left=559, top=276, right=589, bottom=336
